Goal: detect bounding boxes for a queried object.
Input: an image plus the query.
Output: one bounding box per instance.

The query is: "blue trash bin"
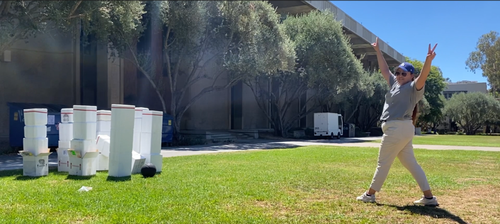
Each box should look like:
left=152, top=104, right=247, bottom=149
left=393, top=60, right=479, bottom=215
left=162, top=113, right=174, bottom=144
left=7, top=102, right=69, bottom=148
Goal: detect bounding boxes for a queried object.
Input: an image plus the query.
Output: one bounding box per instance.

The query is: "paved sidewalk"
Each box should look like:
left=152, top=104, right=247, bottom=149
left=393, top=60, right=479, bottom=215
left=2, top=137, right=500, bottom=171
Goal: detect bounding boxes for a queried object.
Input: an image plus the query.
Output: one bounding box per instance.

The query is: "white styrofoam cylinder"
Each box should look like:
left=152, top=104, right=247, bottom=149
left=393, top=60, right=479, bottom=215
left=70, top=139, right=97, bottom=154
left=73, top=122, right=97, bottom=140
left=149, top=153, right=163, bottom=173
left=97, top=110, right=111, bottom=121
left=61, top=108, right=74, bottom=123
left=58, top=123, right=73, bottom=141
left=73, top=105, right=97, bottom=123
left=58, top=140, right=71, bottom=149
left=23, top=138, right=49, bottom=155
left=108, top=104, right=135, bottom=177
left=150, top=110, right=163, bottom=154
left=141, top=111, right=153, bottom=133
left=96, top=135, right=111, bottom=157
left=150, top=110, right=163, bottom=134
left=139, top=132, right=152, bottom=155
left=24, top=125, right=47, bottom=138
left=132, top=108, right=147, bottom=154
left=24, top=108, right=48, bottom=126
left=96, top=121, right=111, bottom=132
left=57, top=148, right=70, bottom=172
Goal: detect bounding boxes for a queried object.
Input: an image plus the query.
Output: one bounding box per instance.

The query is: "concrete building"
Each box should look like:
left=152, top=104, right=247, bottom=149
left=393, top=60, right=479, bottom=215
left=443, top=81, right=488, bottom=99
left=0, top=1, right=405, bottom=148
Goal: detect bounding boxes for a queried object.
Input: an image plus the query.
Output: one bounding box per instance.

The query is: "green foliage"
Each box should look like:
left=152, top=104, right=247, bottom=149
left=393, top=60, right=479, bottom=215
left=0, top=1, right=146, bottom=56
left=158, top=1, right=295, bottom=134
left=466, top=31, right=500, bottom=94
left=405, top=57, right=447, bottom=128
left=248, top=10, right=364, bottom=136
left=444, top=92, right=500, bottom=135
left=282, top=10, right=363, bottom=94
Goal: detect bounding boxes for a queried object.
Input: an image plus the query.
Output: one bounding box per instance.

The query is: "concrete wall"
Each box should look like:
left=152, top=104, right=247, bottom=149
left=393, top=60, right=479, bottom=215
left=0, top=31, right=77, bottom=146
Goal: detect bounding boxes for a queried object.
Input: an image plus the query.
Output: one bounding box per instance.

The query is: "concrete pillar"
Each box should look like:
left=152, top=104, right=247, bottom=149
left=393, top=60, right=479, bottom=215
left=96, top=43, right=124, bottom=109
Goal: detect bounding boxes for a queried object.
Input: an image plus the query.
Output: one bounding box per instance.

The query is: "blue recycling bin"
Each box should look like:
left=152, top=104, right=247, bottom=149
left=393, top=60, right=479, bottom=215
left=162, top=113, right=174, bottom=143
left=7, top=102, right=68, bottom=148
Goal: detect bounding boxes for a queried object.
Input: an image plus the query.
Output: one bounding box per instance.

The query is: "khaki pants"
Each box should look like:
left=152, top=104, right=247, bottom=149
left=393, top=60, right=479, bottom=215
left=369, top=120, right=431, bottom=192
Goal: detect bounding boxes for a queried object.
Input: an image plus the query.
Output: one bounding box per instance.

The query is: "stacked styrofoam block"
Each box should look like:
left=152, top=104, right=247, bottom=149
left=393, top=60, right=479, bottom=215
left=20, top=108, right=50, bottom=177
left=148, top=110, right=164, bottom=172
left=108, top=104, right=136, bottom=178
left=57, top=108, right=74, bottom=172
left=68, top=105, right=99, bottom=176
left=131, top=107, right=148, bottom=174
left=96, top=110, right=111, bottom=171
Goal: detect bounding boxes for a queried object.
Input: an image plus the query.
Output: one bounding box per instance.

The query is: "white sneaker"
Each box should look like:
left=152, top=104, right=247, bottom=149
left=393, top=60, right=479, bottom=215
left=414, top=196, right=439, bottom=206
left=356, top=192, right=376, bottom=203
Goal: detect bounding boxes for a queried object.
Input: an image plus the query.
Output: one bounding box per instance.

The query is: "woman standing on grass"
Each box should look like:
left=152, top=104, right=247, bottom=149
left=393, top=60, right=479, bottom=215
left=356, top=37, right=439, bottom=206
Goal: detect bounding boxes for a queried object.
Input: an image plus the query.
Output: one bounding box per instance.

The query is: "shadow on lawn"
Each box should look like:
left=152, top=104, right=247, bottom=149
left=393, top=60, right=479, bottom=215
left=378, top=203, right=468, bottom=224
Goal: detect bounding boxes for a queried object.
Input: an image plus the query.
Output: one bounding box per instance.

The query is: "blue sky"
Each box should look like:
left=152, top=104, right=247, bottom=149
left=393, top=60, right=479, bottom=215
left=331, top=1, right=500, bottom=86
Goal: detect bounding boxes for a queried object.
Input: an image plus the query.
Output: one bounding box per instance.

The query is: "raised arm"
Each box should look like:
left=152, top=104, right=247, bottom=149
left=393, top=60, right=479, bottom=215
left=415, top=43, right=438, bottom=90
left=372, top=37, right=392, bottom=86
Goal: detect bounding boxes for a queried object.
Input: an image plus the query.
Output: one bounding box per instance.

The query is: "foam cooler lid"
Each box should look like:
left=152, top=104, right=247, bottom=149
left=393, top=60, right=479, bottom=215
left=24, top=108, right=48, bottom=114
left=111, top=104, right=135, bottom=109
left=150, top=111, right=163, bottom=116
left=74, top=105, right=97, bottom=111
left=97, top=110, right=111, bottom=115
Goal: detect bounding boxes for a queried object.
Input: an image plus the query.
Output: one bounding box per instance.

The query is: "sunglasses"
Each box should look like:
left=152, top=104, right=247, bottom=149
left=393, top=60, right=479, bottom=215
left=395, top=71, right=408, bottom=77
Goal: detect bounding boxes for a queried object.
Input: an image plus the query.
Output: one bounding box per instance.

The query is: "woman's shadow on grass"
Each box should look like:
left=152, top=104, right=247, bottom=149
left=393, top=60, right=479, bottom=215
left=377, top=203, right=468, bottom=224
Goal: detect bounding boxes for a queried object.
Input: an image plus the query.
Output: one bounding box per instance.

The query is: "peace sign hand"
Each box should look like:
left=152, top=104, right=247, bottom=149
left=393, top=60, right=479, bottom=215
left=372, top=37, right=380, bottom=52
left=427, top=43, right=438, bottom=60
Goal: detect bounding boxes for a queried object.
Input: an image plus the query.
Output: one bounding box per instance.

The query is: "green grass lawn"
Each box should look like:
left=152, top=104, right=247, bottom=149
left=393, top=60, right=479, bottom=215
left=371, top=134, right=500, bottom=147
left=1, top=146, right=499, bottom=223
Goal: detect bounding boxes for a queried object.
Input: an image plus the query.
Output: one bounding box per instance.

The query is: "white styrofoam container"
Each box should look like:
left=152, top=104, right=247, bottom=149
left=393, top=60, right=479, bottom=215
left=97, top=121, right=111, bottom=133
left=56, top=148, right=70, bottom=172
left=58, top=123, right=73, bottom=141
left=68, top=150, right=99, bottom=176
left=23, top=108, right=48, bottom=126
left=108, top=104, right=135, bottom=177
left=131, top=150, right=146, bottom=174
left=70, top=139, right=97, bottom=154
left=96, top=154, right=109, bottom=171
left=24, top=125, right=47, bottom=138
left=96, top=135, right=111, bottom=157
left=96, top=131, right=110, bottom=138
left=150, top=110, right=163, bottom=134
left=97, top=110, right=111, bottom=121
left=61, top=108, right=74, bottom=123
left=23, top=138, right=49, bottom=155
left=139, top=132, right=152, bottom=155
left=141, top=111, right=153, bottom=133
left=20, top=151, right=51, bottom=176
left=58, top=140, right=70, bottom=149
left=73, top=122, right=97, bottom=140
left=149, top=153, right=163, bottom=173
left=73, top=105, right=97, bottom=123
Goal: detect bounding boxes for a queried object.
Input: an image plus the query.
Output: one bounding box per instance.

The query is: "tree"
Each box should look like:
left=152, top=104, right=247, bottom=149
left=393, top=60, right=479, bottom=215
left=337, top=70, right=375, bottom=124
left=247, top=10, right=364, bottom=137
left=154, top=1, right=295, bottom=135
left=443, top=92, right=500, bottom=135
left=0, top=1, right=145, bottom=52
left=466, top=31, right=500, bottom=94
left=354, top=72, right=389, bottom=131
left=405, top=57, right=447, bottom=129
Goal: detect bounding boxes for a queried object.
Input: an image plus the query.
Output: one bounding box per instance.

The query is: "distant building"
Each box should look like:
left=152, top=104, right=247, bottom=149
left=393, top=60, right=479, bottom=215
left=442, top=81, right=488, bottom=99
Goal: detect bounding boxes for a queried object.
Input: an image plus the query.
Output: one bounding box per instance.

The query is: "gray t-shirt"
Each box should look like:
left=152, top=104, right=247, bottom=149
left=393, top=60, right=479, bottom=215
left=380, top=74, right=425, bottom=121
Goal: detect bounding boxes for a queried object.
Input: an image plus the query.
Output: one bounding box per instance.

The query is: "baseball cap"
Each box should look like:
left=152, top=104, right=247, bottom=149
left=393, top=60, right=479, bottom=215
left=398, top=62, right=415, bottom=74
